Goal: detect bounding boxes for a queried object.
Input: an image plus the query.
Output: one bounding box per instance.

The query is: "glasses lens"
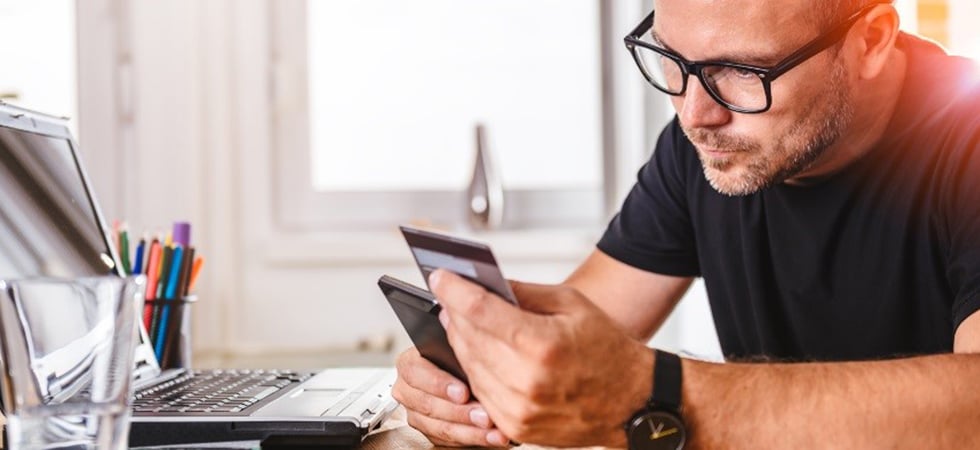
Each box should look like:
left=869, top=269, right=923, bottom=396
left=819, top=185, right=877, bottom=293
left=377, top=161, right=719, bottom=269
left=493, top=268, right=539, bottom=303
left=631, top=45, right=685, bottom=94
left=700, top=65, right=768, bottom=112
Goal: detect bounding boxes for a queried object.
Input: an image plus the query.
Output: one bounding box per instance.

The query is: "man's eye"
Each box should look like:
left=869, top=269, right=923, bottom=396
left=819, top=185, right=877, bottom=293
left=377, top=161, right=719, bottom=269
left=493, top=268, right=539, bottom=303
left=730, top=68, right=757, bottom=79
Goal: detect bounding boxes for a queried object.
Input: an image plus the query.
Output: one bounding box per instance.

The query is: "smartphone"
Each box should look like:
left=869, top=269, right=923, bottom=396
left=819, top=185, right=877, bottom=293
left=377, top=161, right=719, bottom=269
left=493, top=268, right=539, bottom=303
left=378, top=274, right=468, bottom=383
left=399, top=225, right=518, bottom=305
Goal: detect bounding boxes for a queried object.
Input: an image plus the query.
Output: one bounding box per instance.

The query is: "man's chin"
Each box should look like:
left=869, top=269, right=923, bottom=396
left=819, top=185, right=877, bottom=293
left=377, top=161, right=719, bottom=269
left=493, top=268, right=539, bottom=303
left=702, top=166, right=766, bottom=197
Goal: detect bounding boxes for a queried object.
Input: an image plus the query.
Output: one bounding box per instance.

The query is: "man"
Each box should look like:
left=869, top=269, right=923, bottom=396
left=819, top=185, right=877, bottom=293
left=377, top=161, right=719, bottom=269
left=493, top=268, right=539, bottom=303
left=393, top=0, right=980, bottom=447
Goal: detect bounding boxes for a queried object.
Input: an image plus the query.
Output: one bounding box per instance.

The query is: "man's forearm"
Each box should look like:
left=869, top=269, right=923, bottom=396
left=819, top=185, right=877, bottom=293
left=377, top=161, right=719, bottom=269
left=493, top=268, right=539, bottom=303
left=681, top=354, right=980, bottom=448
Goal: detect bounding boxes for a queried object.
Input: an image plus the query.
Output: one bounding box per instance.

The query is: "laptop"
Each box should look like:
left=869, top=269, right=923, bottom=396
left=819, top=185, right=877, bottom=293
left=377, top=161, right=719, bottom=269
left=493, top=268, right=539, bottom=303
left=0, top=102, right=398, bottom=447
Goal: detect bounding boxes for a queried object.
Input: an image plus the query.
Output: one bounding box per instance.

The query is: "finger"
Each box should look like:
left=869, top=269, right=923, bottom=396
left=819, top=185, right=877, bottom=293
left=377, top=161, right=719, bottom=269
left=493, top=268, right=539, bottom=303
left=405, top=406, right=511, bottom=447
left=396, top=347, right=470, bottom=404
left=392, top=377, right=488, bottom=427
left=439, top=311, right=530, bottom=412
left=457, top=362, right=523, bottom=430
left=429, top=270, right=530, bottom=337
left=438, top=295, right=530, bottom=375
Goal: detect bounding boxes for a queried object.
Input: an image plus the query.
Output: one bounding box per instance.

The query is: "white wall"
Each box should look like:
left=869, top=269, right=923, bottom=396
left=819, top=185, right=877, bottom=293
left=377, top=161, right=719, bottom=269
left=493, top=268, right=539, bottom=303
left=78, top=0, right=235, bottom=363
left=77, top=0, right=721, bottom=367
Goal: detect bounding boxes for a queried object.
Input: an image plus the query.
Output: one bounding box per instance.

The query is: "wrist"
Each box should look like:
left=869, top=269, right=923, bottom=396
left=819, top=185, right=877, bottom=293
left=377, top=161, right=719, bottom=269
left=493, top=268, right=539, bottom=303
left=624, top=349, right=687, bottom=450
left=608, top=343, right=655, bottom=447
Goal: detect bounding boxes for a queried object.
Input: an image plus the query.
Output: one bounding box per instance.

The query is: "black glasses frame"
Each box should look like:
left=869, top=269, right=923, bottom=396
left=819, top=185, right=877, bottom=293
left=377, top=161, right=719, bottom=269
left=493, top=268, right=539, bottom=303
left=623, top=3, right=882, bottom=113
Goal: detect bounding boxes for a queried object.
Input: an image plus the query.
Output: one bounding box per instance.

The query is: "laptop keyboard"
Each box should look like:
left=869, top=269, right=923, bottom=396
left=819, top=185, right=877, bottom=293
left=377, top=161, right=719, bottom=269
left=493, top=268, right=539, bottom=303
left=133, top=369, right=313, bottom=416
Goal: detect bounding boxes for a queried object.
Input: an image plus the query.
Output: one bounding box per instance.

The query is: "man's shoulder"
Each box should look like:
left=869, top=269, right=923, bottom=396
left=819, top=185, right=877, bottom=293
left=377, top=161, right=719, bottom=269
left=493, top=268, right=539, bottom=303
left=896, top=33, right=980, bottom=150
left=901, top=33, right=980, bottom=124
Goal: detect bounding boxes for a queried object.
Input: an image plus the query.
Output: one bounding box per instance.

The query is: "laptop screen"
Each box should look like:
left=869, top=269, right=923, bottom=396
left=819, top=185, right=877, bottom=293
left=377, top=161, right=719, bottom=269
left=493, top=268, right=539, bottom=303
left=0, top=105, right=161, bottom=385
left=0, top=123, right=116, bottom=278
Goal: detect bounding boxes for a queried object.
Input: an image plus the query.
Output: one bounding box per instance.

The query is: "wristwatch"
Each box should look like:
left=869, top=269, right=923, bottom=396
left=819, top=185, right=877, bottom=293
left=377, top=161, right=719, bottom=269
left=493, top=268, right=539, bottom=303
left=625, top=350, right=686, bottom=450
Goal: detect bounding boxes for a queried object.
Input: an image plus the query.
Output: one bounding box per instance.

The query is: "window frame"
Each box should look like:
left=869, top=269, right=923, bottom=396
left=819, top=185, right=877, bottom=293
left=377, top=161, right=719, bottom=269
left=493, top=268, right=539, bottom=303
left=267, top=0, right=643, bottom=232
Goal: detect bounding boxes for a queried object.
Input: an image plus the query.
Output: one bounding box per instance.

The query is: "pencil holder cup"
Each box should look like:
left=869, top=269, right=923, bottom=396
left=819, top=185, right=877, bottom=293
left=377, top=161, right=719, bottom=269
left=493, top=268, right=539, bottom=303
left=143, top=295, right=198, bottom=369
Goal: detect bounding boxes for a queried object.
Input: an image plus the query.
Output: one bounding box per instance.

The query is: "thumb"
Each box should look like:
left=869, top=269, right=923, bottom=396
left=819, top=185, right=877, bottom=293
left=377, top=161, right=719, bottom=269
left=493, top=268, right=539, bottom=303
left=508, top=280, right=589, bottom=315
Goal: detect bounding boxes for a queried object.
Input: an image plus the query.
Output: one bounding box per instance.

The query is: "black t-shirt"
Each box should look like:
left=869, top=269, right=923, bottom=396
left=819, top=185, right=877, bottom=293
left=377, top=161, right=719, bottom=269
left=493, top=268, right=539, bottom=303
left=598, top=33, right=980, bottom=361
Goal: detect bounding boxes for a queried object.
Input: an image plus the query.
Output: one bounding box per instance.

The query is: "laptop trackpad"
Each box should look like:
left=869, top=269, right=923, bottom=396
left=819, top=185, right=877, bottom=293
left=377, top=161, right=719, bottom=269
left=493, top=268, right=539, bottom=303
left=251, top=388, right=345, bottom=417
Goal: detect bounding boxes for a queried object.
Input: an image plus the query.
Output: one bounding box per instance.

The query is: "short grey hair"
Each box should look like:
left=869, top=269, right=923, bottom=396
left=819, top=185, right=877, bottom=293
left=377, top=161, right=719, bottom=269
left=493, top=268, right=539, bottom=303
left=809, top=0, right=893, bottom=28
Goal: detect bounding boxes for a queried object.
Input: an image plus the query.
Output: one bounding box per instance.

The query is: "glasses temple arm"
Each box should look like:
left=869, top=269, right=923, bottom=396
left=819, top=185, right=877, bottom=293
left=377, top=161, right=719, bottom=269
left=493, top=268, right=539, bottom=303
left=625, top=10, right=656, bottom=42
left=767, top=4, right=880, bottom=80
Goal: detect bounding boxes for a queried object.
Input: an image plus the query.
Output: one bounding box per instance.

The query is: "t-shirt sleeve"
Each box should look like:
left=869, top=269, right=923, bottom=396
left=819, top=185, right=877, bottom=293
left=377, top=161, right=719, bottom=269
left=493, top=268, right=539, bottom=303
left=939, top=101, right=980, bottom=332
left=597, top=119, right=700, bottom=277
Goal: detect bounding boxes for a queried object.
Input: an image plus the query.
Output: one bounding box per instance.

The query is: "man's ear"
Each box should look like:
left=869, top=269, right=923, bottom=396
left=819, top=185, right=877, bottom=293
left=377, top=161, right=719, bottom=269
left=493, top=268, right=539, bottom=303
left=851, top=4, right=902, bottom=80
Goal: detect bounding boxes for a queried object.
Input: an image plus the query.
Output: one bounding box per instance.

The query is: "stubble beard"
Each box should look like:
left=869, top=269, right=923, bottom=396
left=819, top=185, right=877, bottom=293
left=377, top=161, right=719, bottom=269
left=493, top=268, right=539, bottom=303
left=684, top=62, right=855, bottom=196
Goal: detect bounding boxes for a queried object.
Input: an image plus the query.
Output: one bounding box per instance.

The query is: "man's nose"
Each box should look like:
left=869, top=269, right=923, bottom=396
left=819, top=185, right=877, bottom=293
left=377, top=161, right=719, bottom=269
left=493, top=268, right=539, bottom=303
left=675, top=78, right=732, bottom=129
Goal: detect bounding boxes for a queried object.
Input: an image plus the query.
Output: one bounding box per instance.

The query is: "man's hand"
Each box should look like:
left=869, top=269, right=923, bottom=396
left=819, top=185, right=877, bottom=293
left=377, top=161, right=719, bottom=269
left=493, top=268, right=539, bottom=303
left=430, top=269, right=654, bottom=447
left=392, top=347, right=511, bottom=447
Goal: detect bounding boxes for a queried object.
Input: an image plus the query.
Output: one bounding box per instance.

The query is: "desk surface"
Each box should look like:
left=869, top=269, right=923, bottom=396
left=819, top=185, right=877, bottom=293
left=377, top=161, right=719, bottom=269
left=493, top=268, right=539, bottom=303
left=362, top=408, right=612, bottom=450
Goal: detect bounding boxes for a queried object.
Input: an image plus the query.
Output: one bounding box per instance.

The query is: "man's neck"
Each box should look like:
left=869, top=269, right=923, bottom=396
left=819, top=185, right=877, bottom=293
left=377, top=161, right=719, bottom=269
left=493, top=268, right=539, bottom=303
left=786, top=47, right=908, bottom=185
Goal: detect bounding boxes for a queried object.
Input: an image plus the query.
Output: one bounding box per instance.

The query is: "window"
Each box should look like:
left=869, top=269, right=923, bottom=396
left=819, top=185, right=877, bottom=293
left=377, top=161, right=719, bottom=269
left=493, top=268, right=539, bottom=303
left=0, top=1, right=77, bottom=126
left=271, top=1, right=618, bottom=231
left=892, top=0, right=980, bottom=59
left=910, top=0, right=980, bottom=59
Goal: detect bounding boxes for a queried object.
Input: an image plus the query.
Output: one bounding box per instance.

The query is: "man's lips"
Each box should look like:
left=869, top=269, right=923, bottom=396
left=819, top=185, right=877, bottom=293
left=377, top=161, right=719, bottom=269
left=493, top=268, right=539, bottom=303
left=698, top=146, right=740, bottom=158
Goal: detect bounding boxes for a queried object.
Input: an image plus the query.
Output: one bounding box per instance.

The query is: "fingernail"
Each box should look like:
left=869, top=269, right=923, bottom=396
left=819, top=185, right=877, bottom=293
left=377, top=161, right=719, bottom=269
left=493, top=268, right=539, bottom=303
left=469, top=407, right=490, bottom=428
left=438, top=310, right=450, bottom=328
left=446, top=383, right=466, bottom=404
left=428, top=270, right=442, bottom=289
left=486, top=430, right=508, bottom=447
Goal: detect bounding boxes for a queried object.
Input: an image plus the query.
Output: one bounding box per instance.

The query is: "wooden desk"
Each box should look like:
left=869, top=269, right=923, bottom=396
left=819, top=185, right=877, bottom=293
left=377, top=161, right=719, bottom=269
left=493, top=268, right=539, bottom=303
left=362, top=408, right=614, bottom=450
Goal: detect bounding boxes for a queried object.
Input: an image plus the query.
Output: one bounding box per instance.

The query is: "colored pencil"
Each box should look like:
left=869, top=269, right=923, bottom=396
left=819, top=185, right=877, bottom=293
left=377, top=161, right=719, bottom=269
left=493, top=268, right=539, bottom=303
left=119, top=224, right=131, bottom=275
left=142, top=240, right=161, bottom=330
left=187, top=256, right=205, bottom=293
left=177, top=247, right=195, bottom=297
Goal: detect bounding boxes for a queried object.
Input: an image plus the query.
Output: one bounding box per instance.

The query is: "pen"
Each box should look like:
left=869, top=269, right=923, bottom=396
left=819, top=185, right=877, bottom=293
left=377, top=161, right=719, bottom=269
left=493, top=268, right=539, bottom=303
left=164, top=245, right=184, bottom=300
left=161, top=293, right=189, bottom=368
left=160, top=310, right=182, bottom=367
left=150, top=245, right=173, bottom=341
left=156, top=245, right=184, bottom=359
left=163, top=246, right=194, bottom=368
left=133, top=237, right=146, bottom=275
left=172, top=221, right=191, bottom=248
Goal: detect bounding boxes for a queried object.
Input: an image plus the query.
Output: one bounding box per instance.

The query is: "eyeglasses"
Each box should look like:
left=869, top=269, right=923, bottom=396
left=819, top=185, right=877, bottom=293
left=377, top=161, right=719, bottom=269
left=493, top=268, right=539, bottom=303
left=623, top=4, right=881, bottom=113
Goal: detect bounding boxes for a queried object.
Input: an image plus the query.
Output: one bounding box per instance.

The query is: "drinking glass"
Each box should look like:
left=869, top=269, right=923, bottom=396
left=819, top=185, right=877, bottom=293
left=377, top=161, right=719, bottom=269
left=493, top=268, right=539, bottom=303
left=0, top=275, right=144, bottom=450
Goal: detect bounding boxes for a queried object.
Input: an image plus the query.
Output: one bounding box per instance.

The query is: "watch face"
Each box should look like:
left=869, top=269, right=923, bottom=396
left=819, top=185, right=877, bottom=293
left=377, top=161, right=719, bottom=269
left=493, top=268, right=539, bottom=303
left=627, top=410, right=686, bottom=450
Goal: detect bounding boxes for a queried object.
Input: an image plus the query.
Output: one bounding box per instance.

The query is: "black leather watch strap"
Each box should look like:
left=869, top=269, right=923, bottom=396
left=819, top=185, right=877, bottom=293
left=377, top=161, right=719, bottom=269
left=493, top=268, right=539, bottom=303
left=650, top=350, right=682, bottom=412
